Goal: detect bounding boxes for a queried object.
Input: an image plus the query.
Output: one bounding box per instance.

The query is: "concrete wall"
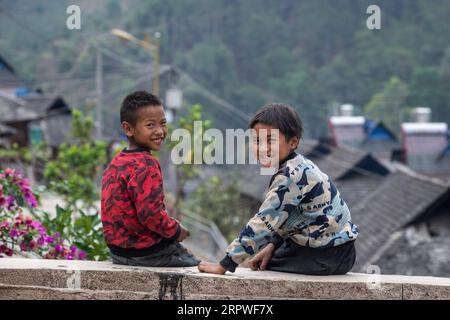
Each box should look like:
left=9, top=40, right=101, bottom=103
left=1, top=258, right=450, bottom=300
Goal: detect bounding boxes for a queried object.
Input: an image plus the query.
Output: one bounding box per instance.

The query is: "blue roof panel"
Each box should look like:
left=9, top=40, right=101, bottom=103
left=15, top=87, right=29, bottom=97
left=367, top=125, right=396, bottom=141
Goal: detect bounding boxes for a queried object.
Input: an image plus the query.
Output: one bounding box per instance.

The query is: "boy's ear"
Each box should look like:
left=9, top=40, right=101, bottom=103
left=121, top=121, right=134, bottom=138
left=289, top=136, right=300, bottom=150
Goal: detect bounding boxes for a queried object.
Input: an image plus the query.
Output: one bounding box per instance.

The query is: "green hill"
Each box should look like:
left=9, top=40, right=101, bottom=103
left=1, top=0, right=449, bottom=137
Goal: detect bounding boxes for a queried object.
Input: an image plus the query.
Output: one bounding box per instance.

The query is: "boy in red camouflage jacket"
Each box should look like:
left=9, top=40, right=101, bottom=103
left=101, top=91, right=199, bottom=267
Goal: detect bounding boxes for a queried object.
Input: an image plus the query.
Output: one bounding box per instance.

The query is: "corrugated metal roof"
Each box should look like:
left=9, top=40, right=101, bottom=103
left=0, top=94, right=39, bottom=122
left=351, top=164, right=449, bottom=271
left=336, top=174, right=384, bottom=210
left=0, top=92, right=71, bottom=123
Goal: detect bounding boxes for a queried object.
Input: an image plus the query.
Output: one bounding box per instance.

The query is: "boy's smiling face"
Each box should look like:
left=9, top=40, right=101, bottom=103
left=122, top=105, right=168, bottom=151
left=252, top=122, right=299, bottom=168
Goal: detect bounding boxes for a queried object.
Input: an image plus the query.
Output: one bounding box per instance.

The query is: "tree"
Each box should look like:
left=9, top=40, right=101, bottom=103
left=406, top=67, right=450, bottom=123
left=43, top=110, right=108, bottom=210
left=36, top=110, right=109, bottom=260
left=4, top=0, right=450, bottom=139
left=164, top=104, right=211, bottom=215
left=175, top=37, right=237, bottom=97
left=365, top=76, right=409, bottom=133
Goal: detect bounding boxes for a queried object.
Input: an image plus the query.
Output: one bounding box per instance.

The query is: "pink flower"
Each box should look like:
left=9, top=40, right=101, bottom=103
left=45, top=236, right=54, bottom=244
left=4, top=247, right=13, bottom=257
left=24, top=193, right=38, bottom=208
left=4, top=168, right=15, bottom=177
left=30, top=221, right=42, bottom=230
left=54, top=244, right=62, bottom=254
left=14, top=216, right=23, bottom=226
left=1, top=168, right=38, bottom=209
left=19, top=241, right=27, bottom=251
left=78, top=251, right=87, bottom=260
left=0, top=221, right=9, bottom=229
left=37, top=237, right=45, bottom=246
left=6, top=196, right=15, bottom=210
left=0, top=186, right=5, bottom=207
left=9, top=229, right=18, bottom=238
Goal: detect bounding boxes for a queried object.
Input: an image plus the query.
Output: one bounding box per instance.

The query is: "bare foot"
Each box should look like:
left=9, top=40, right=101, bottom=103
left=197, top=261, right=226, bottom=275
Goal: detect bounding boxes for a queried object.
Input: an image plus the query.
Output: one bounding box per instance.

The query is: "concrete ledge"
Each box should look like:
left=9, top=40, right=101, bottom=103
left=1, top=258, right=450, bottom=300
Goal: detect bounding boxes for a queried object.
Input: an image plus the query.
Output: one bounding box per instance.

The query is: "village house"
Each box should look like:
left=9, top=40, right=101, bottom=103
left=0, top=54, right=72, bottom=149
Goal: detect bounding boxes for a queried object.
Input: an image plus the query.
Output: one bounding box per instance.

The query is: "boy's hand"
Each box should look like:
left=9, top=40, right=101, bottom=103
left=198, top=261, right=226, bottom=275
left=249, top=243, right=276, bottom=271
left=176, top=224, right=190, bottom=242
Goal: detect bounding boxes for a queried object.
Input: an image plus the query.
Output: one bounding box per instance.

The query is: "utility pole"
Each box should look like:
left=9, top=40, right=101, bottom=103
left=96, top=43, right=103, bottom=140
left=111, top=29, right=160, bottom=95
left=152, top=32, right=160, bottom=96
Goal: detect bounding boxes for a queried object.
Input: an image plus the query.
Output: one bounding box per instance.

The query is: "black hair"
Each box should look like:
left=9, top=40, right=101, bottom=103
left=249, top=103, right=303, bottom=141
left=120, top=91, right=163, bottom=125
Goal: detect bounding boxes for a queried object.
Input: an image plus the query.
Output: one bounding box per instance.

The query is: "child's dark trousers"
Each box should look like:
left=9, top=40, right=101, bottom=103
left=110, top=239, right=200, bottom=267
left=267, top=239, right=356, bottom=275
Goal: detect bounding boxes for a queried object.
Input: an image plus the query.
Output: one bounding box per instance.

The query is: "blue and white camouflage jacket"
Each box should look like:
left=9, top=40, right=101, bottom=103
left=220, top=151, right=359, bottom=272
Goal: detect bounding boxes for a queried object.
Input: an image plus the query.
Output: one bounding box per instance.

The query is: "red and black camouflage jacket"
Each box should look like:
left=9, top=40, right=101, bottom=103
left=101, top=147, right=180, bottom=257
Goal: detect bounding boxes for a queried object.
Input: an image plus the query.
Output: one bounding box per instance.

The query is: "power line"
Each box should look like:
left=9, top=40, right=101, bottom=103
left=30, top=70, right=148, bottom=87
left=62, top=73, right=151, bottom=107
left=52, top=42, right=93, bottom=95
left=0, top=6, right=51, bottom=42
left=173, top=66, right=251, bottom=123
left=98, top=46, right=149, bottom=69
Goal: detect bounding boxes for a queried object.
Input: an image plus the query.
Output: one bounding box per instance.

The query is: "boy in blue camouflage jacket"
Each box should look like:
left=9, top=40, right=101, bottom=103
left=198, top=103, right=358, bottom=275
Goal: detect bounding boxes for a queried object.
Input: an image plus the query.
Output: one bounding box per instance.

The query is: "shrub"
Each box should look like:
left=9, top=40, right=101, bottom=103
left=0, top=168, right=85, bottom=259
